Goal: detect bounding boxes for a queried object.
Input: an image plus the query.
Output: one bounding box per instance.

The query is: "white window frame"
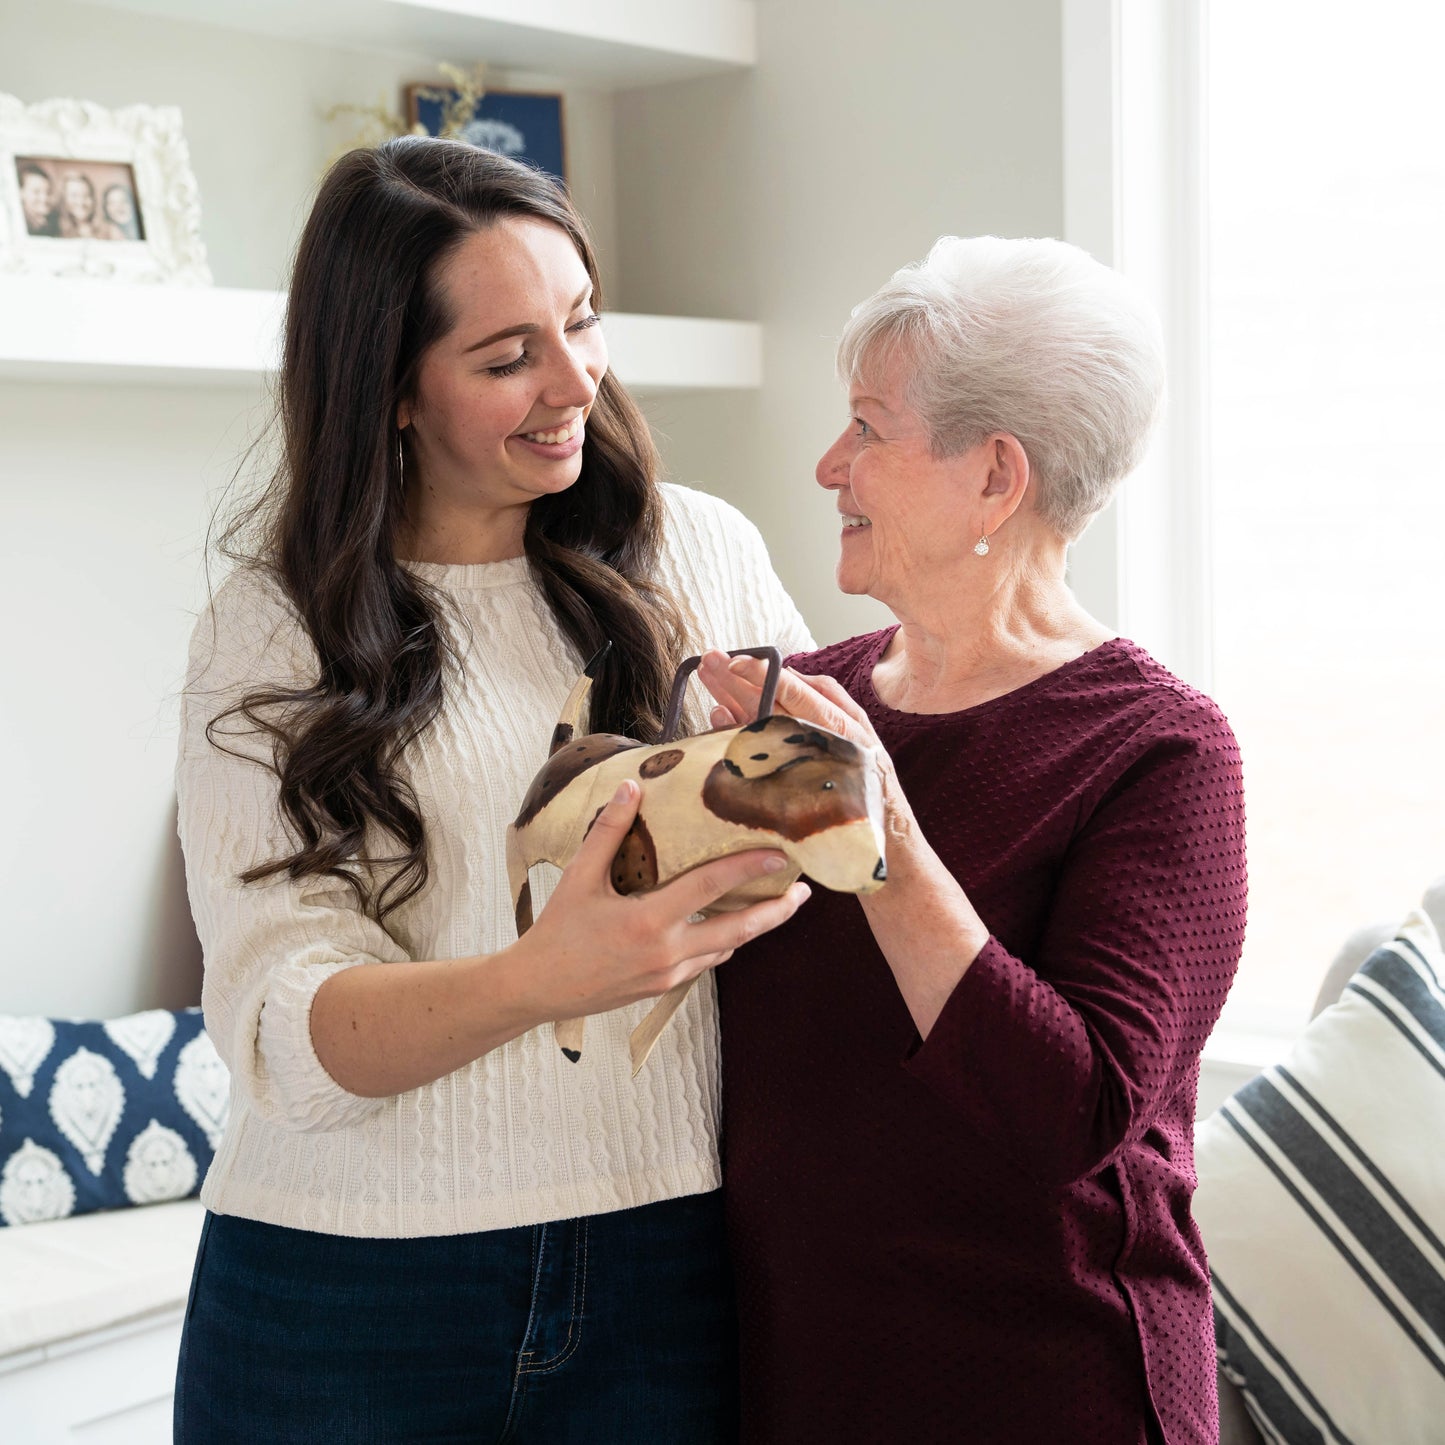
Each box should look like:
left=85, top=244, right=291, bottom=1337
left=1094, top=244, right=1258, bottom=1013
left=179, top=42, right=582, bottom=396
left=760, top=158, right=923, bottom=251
left=1062, top=0, right=1291, bottom=1082
left=1062, top=0, right=1212, bottom=691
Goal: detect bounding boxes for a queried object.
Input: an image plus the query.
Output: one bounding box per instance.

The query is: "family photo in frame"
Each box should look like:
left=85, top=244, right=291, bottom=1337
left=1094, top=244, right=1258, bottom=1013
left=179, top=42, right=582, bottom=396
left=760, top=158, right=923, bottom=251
left=17, top=157, right=144, bottom=242
left=0, top=92, right=210, bottom=284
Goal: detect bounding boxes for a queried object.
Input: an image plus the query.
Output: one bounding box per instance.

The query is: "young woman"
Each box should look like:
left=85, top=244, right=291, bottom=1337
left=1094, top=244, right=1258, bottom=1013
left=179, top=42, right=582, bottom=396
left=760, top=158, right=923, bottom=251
left=173, top=137, right=812, bottom=1442
left=57, top=171, right=114, bottom=240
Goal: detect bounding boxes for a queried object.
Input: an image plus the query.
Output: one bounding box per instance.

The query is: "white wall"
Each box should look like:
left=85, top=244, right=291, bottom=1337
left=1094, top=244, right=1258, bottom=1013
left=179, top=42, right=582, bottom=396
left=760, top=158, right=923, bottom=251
left=0, top=0, right=617, bottom=1016
left=0, top=380, right=264, bottom=1015
left=0, top=0, right=1065, bottom=1016
left=614, top=0, right=1065, bottom=645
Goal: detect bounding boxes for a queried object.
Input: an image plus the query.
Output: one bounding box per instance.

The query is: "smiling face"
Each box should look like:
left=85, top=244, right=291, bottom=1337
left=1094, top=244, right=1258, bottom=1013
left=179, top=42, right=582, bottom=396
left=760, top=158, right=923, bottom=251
left=815, top=348, right=990, bottom=605
left=62, top=175, right=95, bottom=224
left=19, top=171, right=52, bottom=228
left=398, top=218, right=607, bottom=557
left=103, top=185, right=134, bottom=227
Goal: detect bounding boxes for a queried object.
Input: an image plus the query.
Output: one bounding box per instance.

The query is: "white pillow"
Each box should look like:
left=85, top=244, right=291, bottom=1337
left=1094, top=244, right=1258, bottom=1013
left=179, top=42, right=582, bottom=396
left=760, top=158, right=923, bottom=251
left=1194, top=909, right=1445, bottom=1444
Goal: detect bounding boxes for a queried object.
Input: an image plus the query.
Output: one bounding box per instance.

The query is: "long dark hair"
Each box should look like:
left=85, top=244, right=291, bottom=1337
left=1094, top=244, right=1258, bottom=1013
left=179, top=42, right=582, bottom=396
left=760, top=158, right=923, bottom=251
left=216, top=137, right=688, bottom=920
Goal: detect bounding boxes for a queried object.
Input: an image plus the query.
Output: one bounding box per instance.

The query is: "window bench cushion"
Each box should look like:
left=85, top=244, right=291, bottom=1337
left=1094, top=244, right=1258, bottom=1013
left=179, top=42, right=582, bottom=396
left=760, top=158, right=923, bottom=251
left=0, top=1197, right=205, bottom=1358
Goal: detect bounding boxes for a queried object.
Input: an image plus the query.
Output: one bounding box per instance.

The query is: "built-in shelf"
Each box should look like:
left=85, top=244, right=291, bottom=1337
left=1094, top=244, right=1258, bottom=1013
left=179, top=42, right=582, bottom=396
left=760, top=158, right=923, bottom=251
left=4, top=1, right=762, bottom=392
left=83, top=0, right=756, bottom=85
left=602, top=310, right=763, bottom=395
left=0, top=278, right=762, bottom=394
left=0, top=281, right=286, bottom=387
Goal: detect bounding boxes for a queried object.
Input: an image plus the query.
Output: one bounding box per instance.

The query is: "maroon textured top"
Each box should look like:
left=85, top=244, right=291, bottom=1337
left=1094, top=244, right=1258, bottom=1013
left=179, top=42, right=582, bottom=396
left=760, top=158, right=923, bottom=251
left=718, top=631, right=1247, bottom=1445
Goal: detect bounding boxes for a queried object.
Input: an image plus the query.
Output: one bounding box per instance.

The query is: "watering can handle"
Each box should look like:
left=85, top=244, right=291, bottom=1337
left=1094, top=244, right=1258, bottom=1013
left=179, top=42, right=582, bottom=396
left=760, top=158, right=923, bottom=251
left=658, top=645, right=783, bottom=743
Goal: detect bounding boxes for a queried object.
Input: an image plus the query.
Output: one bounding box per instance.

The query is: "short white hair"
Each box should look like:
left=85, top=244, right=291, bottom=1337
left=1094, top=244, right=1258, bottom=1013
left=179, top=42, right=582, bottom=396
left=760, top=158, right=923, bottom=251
left=837, top=235, right=1166, bottom=541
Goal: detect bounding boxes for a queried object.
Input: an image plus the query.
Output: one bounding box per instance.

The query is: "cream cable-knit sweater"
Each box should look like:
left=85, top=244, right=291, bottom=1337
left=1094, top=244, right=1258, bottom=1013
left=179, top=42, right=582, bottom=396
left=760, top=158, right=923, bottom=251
left=177, top=484, right=813, bottom=1238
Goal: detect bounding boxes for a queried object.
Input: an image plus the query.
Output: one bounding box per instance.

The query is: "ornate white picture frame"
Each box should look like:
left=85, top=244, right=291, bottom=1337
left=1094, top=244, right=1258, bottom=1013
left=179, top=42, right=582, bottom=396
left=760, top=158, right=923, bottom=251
left=0, top=94, right=211, bottom=284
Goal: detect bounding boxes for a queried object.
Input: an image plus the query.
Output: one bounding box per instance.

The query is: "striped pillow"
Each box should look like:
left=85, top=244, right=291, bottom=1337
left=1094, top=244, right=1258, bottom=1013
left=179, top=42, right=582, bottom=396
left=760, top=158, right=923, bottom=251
left=1194, top=909, right=1445, bottom=1444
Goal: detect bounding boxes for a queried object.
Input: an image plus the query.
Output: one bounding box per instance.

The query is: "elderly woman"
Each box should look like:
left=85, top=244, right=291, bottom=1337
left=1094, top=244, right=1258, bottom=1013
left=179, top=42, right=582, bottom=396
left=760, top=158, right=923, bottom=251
left=701, top=236, right=1247, bottom=1445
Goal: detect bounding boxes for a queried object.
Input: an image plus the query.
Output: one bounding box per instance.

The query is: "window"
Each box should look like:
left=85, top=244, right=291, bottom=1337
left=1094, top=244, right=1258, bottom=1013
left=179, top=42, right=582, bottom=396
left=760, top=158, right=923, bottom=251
left=1207, top=0, right=1445, bottom=1034
left=1063, top=0, right=1445, bottom=1046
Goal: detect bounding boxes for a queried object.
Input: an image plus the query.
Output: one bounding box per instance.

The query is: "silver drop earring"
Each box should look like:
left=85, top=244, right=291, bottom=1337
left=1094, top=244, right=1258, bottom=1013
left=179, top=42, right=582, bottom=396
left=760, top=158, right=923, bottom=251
left=973, top=533, right=991, bottom=557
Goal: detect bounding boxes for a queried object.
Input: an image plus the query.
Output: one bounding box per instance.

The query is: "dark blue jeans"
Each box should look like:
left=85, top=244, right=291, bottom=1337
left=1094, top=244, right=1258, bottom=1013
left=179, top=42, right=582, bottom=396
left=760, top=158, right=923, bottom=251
left=174, top=1190, right=736, bottom=1443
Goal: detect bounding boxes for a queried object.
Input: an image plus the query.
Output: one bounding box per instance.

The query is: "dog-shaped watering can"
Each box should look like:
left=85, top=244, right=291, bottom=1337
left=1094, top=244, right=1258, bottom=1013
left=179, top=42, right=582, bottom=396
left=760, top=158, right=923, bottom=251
left=506, top=646, right=888, bottom=1074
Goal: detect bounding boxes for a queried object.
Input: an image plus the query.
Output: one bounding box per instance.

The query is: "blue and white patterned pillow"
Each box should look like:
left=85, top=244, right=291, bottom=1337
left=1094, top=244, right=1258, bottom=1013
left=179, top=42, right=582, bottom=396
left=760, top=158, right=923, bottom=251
left=0, top=1008, right=229, bottom=1226
left=1194, top=909, right=1445, bottom=1444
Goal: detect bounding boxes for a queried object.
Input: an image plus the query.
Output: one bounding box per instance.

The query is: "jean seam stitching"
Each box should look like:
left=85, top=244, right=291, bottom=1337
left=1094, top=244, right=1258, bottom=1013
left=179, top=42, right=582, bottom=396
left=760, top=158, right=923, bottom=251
left=519, top=1217, right=588, bottom=1376
left=499, top=1224, right=544, bottom=1441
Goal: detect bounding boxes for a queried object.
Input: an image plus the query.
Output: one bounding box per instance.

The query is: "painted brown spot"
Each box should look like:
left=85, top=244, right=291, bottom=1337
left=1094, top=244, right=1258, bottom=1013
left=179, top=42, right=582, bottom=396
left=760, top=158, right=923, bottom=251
left=610, top=812, right=659, bottom=895
left=514, top=877, right=535, bottom=935
left=638, top=748, right=685, bottom=779
left=549, top=722, right=575, bottom=755
left=702, top=756, right=870, bottom=840
left=514, top=733, right=644, bottom=827
left=700, top=717, right=871, bottom=841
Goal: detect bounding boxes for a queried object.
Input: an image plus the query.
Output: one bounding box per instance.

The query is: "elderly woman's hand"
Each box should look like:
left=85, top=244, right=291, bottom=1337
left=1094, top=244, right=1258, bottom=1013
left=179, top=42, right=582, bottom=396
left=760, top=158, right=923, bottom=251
left=698, top=650, right=879, bottom=752
left=698, top=649, right=915, bottom=834
left=699, top=648, right=989, bottom=1036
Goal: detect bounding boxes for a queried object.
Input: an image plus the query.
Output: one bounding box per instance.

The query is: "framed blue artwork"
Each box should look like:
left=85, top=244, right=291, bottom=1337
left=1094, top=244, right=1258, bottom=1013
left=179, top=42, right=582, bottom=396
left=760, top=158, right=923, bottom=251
left=406, top=86, right=566, bottom=186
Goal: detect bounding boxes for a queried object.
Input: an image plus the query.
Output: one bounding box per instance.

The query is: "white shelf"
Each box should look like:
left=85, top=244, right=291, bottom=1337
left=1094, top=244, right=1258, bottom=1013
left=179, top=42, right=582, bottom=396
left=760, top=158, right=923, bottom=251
left=0, top=278, right=762, bottom=394
left=0, top=281, right=285, bottom=387
left=82, top=0, right=756, bottom=85
left=604, top=311, right=762, bottom=394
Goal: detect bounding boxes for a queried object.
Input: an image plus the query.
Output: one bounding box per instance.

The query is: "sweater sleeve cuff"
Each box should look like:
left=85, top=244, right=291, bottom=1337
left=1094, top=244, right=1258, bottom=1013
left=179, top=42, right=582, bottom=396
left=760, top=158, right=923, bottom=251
left=255, top=951, right=386, bottom=1133
left=903, top=937, right=1048, bottom=1122
left=902, top=935, right=1011, bottom=1069
left=900, top=937, right=1103, bottom=1183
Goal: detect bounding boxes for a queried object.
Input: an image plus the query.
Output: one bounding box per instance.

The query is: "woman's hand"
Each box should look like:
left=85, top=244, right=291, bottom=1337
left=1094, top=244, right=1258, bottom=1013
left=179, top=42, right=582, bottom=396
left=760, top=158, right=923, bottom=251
left=699, top=650, right=909, bottom=828
left=514, top=779, right=812, bottom=1020
left=313, top=781, right=809, bottom=1099
left=699, top=650, right=880, bottom=751
left=698, top=650, right=990, bottom=1038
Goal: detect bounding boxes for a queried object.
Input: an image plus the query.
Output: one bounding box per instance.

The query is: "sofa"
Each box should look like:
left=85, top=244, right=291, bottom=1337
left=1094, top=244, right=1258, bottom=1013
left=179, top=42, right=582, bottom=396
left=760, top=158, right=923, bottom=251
left=1207, top=877, right=1445, bottom=1445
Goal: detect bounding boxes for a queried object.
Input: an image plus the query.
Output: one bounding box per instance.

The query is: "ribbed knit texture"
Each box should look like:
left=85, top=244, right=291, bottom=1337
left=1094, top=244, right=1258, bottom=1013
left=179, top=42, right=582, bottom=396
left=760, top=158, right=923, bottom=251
left=718, top=628, right=1248, bottom=1445
left=176, top=484, right=813, bottom=1239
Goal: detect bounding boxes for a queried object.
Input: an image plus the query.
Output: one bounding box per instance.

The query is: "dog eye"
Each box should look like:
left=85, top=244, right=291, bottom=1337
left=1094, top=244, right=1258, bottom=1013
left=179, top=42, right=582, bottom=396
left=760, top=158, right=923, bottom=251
left=821, top=781, right=835, bottom=790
